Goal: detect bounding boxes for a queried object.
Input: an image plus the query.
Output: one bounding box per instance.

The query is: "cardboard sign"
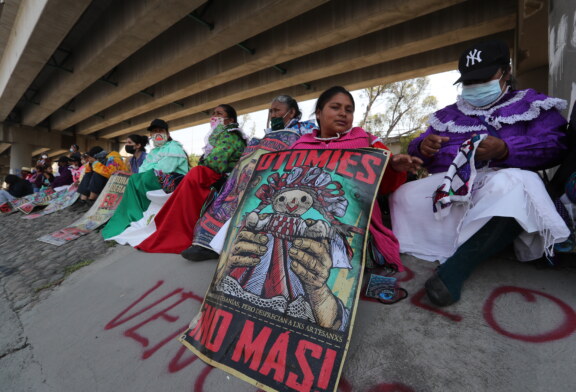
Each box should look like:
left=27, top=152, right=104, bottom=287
left=180, top=149, right=389, bottom=392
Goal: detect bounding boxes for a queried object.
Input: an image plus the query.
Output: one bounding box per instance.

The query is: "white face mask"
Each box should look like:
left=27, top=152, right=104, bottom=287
left=151, top=132, right=168, bottom=148
left=210, top=116, right=225, bottom=131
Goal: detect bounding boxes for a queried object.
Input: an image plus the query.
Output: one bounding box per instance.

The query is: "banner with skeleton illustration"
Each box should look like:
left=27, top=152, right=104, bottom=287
left=180, top=148, right=389, bottom=392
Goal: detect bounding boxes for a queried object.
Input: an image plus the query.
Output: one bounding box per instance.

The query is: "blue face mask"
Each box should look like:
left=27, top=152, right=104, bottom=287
left=461, top=78, right=504, bottom=107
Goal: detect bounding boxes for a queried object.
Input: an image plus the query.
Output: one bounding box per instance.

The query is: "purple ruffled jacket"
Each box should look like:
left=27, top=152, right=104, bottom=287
left=409, top=89, right=568, bottom=174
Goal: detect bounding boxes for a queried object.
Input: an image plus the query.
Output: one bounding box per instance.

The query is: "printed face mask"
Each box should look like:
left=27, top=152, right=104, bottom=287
left=152, top=132, right=168, bottom=148
left=210, top=116, right=225, bottom=131
left=125, top=145, right=136, bottom=154
left=461, top=77, right=504, bottom=107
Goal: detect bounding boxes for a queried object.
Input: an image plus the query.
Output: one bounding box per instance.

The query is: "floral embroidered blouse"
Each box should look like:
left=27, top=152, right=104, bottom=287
left=199, top=123, right=247, bottom=174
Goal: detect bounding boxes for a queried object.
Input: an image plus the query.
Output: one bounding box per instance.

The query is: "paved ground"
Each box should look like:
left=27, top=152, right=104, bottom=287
left=1, top=206, right=576, bottom=392
left=0, top=205, right=114, bottom=310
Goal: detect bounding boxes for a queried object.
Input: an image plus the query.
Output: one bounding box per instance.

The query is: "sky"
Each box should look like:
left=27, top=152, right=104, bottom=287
left=164, top=70, right=462, bottom=156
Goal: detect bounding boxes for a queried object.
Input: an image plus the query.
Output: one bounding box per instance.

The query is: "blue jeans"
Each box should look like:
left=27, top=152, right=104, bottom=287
left=0, top=190, right=15, bottom=204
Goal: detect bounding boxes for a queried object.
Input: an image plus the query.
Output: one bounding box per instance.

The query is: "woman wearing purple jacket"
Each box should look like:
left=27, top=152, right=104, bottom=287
left=390, top=40, right=570, bottom=306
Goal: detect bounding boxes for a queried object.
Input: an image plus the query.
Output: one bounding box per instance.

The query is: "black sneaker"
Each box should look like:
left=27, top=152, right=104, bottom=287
left=181, top=245, right=220, bottom=262
left=71, top=199, right=87, bottom=211
left=424, top=273, right=456, bottom=307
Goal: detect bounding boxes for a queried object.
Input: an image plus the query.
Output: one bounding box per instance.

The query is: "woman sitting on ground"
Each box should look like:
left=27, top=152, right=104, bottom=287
left=51, top=156, right=74, bottom=189
left=76, top=146, right=128, bottom=208
left=34, top=164, right=54, bottom=191
left=390, top=40, right=569, bottom=306
left=221, top=86, right=421, bottom=329
left=124, top=134, right=149, bottom=173
left=182, top=94, right=317, bottom=261
left=102, top=118, right=189, bottom=239
left=132, top=105, right=247, bottom=252
left=68, top=144, right=80, bottom=159
left=69, top=155, right=83, bottom=185
left=0, top=174, right=34, bottom=204
left=288, top=86, right=422, bottom=271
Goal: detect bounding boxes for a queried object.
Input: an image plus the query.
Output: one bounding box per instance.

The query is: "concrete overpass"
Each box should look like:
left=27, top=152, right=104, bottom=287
left=0, top=0, right=550, bottom=175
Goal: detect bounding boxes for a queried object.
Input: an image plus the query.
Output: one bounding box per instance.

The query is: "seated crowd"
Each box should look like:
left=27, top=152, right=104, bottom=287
left=2, top=39, right=572, bottom=308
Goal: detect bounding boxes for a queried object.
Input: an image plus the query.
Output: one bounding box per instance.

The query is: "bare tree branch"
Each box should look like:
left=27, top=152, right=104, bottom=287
left=361, top=77, right=438, bottom=144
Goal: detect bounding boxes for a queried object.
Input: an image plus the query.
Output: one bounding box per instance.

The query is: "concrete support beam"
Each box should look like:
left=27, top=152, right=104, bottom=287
left=48, top=0, right=329, bottom=131
left=9, top=141, right=34, bottom=175
left=100, top=34, right=513, bottom=139
left=0, top=123, right=60, bottom=150
left=516, top=0, right=549, bottom=92
left=95, top=1, right=514, bottom=137
left=0, top=0, right=92, bottom=120
left=20, top=0, right=207, bottom=126
left=0, top=142, right=11, bottom=154
left=32, top=147, right=50, bottom=156
left=46, top=149, right=68, bottom=159
left=75, top=0, right=466, bottom=136
left=0, top=0, right=21, bottom=61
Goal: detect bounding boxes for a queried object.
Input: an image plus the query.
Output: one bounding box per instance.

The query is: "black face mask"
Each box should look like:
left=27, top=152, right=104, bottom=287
left=270, top=117, right=285, bottom=131
left=125, top=145, right=136, bottom=154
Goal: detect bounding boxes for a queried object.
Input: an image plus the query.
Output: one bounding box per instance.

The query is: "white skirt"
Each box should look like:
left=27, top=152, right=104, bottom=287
left=390, top=168, right=569, bottom=263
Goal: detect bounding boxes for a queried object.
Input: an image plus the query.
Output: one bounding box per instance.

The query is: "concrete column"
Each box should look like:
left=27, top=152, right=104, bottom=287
left=9, top=142, right=34, bottom=175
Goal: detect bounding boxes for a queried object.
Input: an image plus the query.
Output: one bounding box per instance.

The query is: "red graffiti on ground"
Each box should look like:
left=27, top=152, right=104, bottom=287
left=483, top=286, right=576, bottom=343
left=395, top=265, right=415, bottom=283
left=194, top=365, right=215, bottom=392
left=410, top=288, right=463, bottom=322
left=105, top=280, right=203, bottom=373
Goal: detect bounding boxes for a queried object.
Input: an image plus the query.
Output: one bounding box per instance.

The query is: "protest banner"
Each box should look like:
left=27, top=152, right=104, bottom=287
left=193, top=129, right=302, bottom=250
left=180, top=148, right=389, bottom=392
left=17, top=188, right=60, bottom=214
left=0, top=189, right=56, bottom=215
left=23, top=184, right=80, bottom=219
left=37, top=172, right=130, bottom=246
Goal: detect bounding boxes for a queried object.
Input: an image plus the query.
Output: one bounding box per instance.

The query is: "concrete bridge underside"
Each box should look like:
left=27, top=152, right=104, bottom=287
left=0, top=0, right=548, bottom=173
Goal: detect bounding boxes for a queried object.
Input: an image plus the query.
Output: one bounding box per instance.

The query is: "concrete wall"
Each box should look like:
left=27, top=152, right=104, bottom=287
left=549, top=0, right=576, bottom=117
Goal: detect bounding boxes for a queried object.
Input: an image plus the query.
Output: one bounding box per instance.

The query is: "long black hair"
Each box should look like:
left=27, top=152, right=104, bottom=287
left=216, top=104, right=238, bottom=123
left=315, top=86, right=355, bottom=113
left=127, top=134, right=149, bottom=151
left=314, top=86, right=355, bottom=126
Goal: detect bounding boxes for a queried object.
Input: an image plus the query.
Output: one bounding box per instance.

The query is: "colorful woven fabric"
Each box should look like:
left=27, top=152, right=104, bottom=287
left=200, top=123, right=247, bottom=174
left=92, top=151, right=129, bottom=179
left=154, top=170, right=185, bottom=194
left=433, top=134, right=487, bottom=219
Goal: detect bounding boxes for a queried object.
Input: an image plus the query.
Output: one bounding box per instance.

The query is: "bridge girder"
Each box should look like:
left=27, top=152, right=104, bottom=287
left=0, top=0, right=547, bottom=157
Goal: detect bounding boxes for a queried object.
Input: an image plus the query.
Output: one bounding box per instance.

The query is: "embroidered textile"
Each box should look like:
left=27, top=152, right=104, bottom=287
left=433, top=134, right=487, bottom=218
